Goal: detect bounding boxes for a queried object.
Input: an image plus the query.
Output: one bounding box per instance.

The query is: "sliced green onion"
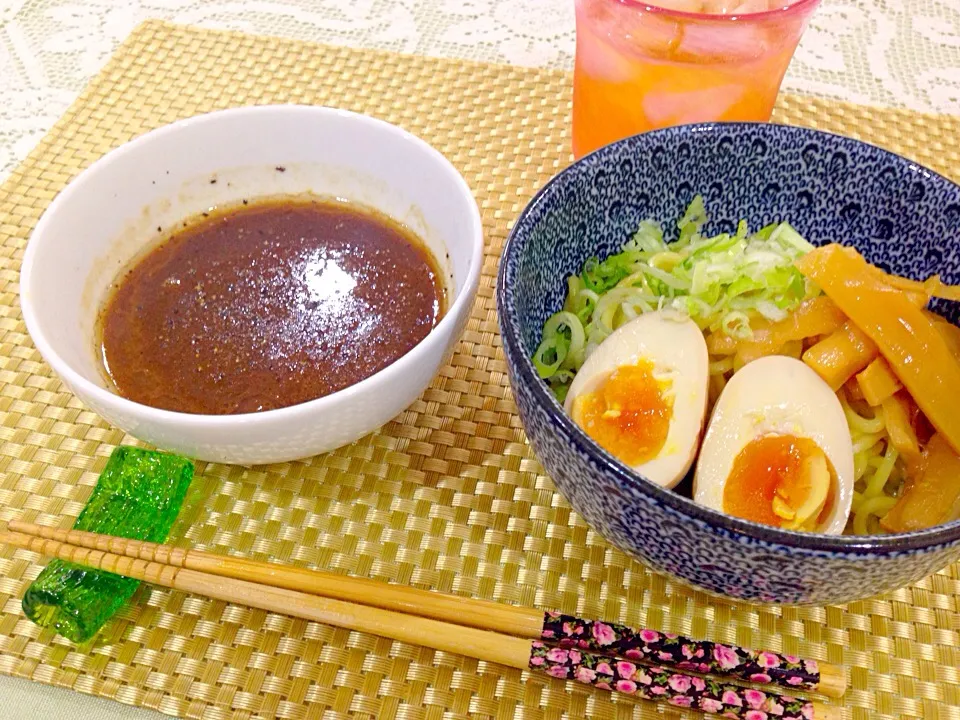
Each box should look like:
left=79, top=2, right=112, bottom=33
left=532, top=196, right=819, bottom=399
left=721, top=311, right=752, bottom=339
left=533, top=311, right=584, bottom=379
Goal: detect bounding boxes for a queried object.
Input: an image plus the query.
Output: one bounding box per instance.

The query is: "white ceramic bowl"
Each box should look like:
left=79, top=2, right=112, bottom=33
left=20, top=105, right=483, bottom=465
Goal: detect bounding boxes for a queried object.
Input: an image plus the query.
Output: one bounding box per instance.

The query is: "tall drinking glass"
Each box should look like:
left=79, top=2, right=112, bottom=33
left=572, top=0, right=821, bottom=158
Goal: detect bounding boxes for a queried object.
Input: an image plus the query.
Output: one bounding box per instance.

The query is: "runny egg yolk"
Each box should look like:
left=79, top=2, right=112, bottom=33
left=723, top=434, right=835, bottom=531
left=570, top=359, right=672, bottom=467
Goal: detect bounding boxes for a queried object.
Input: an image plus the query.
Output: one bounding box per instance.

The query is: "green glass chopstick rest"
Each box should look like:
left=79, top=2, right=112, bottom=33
left=21, top=446, right=193, bottom=642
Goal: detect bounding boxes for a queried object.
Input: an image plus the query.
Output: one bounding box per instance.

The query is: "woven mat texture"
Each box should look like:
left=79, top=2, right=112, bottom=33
left=1, top=20, right=959, bottom=720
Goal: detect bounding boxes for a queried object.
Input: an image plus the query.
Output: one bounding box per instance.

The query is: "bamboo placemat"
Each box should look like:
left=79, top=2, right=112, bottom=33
left=1, top=20, right=959, bottom=720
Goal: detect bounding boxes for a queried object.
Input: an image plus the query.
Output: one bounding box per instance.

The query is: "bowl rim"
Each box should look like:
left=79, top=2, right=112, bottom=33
left=20, top=104, right=485, bottom=427
left=497, top=120, right=960, bottom=555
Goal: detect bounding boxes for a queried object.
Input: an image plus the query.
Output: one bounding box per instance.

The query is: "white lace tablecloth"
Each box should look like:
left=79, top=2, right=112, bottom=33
left=1, top=0, right=959, bottom=718
left=1, top=0, right=959, bottom=185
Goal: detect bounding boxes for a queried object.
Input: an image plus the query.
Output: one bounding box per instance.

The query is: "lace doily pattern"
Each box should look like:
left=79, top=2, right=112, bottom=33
left=0, top=0, right=958, bottom=181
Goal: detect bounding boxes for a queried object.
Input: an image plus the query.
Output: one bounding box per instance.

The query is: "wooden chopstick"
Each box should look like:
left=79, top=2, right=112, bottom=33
left=1, top=528, right=841, bottom=720
left=7, top=520, right=846, bottom=698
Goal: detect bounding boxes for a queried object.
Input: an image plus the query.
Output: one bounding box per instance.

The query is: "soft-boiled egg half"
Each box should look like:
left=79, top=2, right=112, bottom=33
left=564, top=310, right=709, bottom=489
left=693, top=355, right=854, bottom=534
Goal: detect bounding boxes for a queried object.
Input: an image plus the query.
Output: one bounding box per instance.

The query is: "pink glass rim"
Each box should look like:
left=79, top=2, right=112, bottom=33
left=612, top=0, right=821, bottom=21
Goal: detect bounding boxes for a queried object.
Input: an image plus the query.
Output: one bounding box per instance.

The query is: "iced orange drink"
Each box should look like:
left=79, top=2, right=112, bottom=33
left=572, top=0, right=821, bottom=158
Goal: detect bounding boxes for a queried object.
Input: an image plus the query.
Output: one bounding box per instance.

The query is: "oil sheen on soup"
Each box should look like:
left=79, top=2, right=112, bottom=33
left=99, top=197, right=446, bottom=414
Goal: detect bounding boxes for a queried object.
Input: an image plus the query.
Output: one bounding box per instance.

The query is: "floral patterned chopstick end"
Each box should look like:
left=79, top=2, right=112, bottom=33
left=529, top=641, right=838, bottom=720
left=541, top=612, right=836, bottom=696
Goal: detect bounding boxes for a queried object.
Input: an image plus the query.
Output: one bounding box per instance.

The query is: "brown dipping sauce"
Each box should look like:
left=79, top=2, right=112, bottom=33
left=99, top=198, right=446, bottom=414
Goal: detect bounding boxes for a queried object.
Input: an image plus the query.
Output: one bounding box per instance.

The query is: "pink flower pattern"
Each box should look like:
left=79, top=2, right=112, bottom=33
left=744, top=689, right=767, bottom=709
left=723, top=690, right=743, bottom=707
left=757, top=652, right=781, bottom=669
left=575, top=667, right=596, bottom=683
left=701, top=698, right=724, bottom=713
left=615, top=679, right=637, bottom=694
left=541, top=613, right=821, bottom=692
left=546, top=648, right=568, bottom=663
left=714, top=645, right=740, bottom=670
left=529, top=640, right=818, bottom=719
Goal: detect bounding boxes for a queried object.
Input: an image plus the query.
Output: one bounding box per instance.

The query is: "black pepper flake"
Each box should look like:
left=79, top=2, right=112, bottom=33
left=275, top=166, right=286, bottom=172
left=210, top=179, right=217, bottom=184
left=242, top=199, right=248, bottom=205
left=157, top=226, right=162, bottom=232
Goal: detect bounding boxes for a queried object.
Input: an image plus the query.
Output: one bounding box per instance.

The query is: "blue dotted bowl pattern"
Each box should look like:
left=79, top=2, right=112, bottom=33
left=496, top=123, right=960, bottom=606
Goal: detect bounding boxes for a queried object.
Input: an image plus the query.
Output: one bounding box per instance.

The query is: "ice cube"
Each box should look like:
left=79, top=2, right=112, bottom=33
left=579, top=3, right=684, bottom=69
left=697, top=0, right=775, bottom=14
left=700, top=0, right=739, bottom=12
left=642, top=82, right=748, bottom=126
left=645, top=0, right=775, bottom=15
left=733, top=0, right=773, bottom=14
left=673, top=16, right=772, bottom=61
left=650, top=0, right=706, bottom=12
left=576, top=28, right=637, bottom=83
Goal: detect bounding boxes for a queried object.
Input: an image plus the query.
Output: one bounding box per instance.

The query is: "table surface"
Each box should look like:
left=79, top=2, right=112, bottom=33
left=1, top=0, right=958, bottom=718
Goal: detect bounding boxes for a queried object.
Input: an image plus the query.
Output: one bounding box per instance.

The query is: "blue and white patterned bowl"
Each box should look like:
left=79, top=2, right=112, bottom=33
left=496, top=123, right=960, bottom=606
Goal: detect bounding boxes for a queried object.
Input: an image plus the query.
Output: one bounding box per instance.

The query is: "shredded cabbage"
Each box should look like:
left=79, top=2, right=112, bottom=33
left=535, top=196, right=817, bottom=401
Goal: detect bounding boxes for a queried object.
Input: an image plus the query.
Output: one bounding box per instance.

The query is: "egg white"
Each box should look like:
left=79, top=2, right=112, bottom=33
left=564, top=310, right=709, bottom=489
left=693, top=355, right=855, bottom=534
